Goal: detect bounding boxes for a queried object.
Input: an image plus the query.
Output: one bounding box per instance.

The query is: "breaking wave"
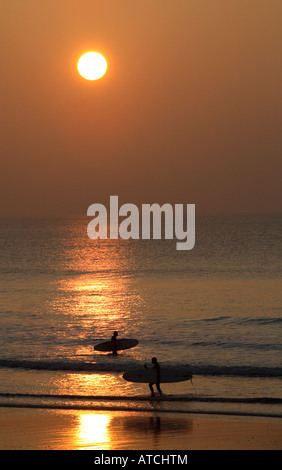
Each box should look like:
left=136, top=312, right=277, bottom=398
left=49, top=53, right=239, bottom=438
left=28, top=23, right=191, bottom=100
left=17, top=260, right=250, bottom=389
left=1, top=358, right=282, bottom=378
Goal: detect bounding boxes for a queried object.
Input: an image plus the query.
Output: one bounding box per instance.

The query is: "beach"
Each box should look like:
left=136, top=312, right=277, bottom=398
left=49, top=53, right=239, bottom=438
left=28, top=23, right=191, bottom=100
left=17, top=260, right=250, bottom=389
left=1, top=407, right=281, bottom=450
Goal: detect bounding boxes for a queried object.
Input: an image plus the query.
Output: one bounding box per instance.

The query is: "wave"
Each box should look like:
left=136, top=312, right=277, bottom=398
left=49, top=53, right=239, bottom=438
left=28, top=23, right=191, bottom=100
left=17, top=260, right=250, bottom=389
left=193, top=315, right=282, bottom=326
left=191, top=340, right=282, bottom=351
left=1, top=358, right=282, bottom=378
left=239, top=316, right=282, bottom=325
left=196, top=316, right=232, bottom=323
left=0, top=396, right=281, bottom=419
left=1, top=392, right=281, bottom=405
left=191, top=364, right=282, bottom=378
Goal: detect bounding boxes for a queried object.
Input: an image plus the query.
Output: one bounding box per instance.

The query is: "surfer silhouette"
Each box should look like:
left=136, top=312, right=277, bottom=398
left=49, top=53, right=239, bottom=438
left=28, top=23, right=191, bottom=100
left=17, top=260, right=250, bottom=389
left=111, top=331, right=118, bottom=355
left=145, top=357, right=163, bottom=397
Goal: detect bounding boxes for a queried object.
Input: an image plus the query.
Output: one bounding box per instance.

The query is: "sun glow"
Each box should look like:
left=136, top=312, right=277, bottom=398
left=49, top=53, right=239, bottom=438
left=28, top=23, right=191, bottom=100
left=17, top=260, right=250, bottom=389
left=77, top=52, right=107, bottom=80
left=77, top=413, right=111, bottom=449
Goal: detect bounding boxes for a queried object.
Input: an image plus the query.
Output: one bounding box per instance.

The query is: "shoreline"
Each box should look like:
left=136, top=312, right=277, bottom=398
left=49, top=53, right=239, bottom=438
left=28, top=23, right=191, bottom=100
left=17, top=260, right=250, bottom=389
left=0, top=403, right=281, bottom=420
left=1, top=407, right=281, bottom=450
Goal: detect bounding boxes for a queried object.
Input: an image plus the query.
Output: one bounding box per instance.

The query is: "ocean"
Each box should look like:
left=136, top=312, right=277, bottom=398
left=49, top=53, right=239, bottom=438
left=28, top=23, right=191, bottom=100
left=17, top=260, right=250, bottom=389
left=0, top=214, right=281, bottom=420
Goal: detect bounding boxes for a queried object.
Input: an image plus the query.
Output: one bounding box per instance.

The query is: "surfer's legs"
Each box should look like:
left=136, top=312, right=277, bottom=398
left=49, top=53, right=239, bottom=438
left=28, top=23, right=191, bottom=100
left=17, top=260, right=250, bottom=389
left=149, top=382, right=162, bottom=397
left=156, top=382, right=163, bottom=395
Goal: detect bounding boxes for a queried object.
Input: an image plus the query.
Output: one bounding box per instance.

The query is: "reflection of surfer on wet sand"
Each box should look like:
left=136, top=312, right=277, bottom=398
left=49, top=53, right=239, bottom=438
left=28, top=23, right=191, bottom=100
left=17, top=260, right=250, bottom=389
left=145, top=357, right=163, bottom=397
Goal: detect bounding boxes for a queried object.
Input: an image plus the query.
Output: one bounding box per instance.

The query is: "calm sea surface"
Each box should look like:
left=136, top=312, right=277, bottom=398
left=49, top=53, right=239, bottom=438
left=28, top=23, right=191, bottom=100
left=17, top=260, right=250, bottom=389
left=0, top=214, right=281, bottom=418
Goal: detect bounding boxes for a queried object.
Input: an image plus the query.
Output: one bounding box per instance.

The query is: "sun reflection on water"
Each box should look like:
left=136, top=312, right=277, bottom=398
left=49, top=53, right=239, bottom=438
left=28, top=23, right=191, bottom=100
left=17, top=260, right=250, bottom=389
left=52, top=238, right=145, bottom=336
left=76, top=413, right=112, bottom=449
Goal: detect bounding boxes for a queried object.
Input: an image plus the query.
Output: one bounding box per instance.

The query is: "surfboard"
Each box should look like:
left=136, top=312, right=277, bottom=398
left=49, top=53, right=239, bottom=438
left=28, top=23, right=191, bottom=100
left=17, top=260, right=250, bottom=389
left=94, top=338, right=138, bottom=352
left=123, top=367, right=192, bottom=384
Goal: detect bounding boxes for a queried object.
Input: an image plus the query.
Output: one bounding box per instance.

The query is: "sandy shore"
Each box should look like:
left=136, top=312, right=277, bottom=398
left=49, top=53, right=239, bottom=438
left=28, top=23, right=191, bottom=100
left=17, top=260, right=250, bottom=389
left=0, top=407, right=281, bottom=450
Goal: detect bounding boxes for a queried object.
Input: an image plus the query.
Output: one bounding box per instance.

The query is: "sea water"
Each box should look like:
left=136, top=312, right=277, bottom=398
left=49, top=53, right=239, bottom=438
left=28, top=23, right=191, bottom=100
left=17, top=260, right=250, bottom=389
left=0, top=214, right=281, bottom=418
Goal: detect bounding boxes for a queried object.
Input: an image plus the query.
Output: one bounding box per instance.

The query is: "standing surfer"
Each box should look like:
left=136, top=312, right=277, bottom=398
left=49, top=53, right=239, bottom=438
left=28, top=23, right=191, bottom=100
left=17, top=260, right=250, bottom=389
left=145, top=357, right=163, bottom=397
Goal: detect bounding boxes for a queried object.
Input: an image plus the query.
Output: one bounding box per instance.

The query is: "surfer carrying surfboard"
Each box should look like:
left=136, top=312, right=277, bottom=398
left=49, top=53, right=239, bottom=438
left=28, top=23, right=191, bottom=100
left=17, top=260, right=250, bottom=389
left=111, top=331, right=118, bottom=355
left=144, top=357, right=163, bottom=397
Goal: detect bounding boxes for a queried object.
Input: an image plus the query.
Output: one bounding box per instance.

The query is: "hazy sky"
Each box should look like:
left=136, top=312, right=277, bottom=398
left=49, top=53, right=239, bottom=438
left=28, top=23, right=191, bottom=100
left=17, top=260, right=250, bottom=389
left=1, top=0, right=281, bottom=216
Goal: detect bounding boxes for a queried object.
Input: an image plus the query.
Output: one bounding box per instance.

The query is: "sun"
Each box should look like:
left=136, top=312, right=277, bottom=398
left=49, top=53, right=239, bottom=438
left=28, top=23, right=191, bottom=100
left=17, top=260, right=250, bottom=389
left=77, top=52, right=107, bottom=80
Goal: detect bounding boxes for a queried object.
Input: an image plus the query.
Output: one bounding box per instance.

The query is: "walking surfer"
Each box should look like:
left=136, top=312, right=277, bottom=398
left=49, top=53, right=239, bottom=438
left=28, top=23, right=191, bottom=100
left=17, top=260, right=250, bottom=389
left=111, top=331, right=118, bottom=355
left=145, top=357, right=163, bottom=397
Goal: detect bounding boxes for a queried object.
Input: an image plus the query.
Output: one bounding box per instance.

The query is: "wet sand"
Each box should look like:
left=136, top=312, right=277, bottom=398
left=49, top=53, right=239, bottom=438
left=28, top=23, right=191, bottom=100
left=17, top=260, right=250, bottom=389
left=1, top=407, right=281, bottom=450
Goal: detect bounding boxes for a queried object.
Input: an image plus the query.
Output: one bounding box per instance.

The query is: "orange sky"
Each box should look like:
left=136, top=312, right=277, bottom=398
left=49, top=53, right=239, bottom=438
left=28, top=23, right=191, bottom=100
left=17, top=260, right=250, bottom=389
left=1, top=0, right=281, bottom=216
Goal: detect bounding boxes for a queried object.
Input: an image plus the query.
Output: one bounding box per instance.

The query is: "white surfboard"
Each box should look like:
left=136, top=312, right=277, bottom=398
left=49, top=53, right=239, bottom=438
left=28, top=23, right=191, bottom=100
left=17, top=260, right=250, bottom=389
left=123, top=367, right=192, bottom=384
left=94, top=338, right=138, bottom=352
